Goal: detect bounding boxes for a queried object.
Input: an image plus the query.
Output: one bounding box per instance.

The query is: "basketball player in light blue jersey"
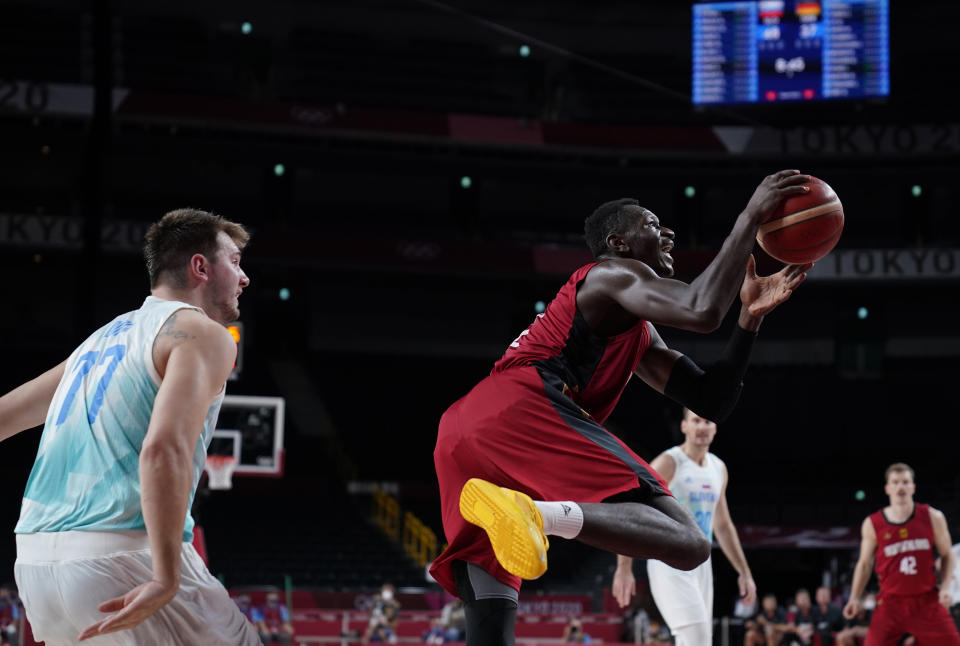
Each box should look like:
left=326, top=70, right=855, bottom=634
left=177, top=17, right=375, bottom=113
left=612, top=408, right=756, bottom=646
left=0, top=209, right=261, bottom=645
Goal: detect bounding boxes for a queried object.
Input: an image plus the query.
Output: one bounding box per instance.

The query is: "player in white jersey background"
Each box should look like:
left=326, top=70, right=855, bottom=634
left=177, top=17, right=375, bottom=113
left=611, top=407, right=756, bottom=646
left=0, top=209, right=261, bottom=645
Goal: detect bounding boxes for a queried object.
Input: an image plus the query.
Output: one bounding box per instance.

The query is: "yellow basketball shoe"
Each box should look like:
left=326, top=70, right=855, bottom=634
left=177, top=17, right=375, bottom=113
left=459, top=478, right=549, bottom=580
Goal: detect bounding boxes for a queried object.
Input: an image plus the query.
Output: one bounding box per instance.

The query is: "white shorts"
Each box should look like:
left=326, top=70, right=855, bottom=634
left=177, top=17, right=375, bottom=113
left=647, top=555, right=714, bottom=630
left=14, top=530, right=261, bottom=646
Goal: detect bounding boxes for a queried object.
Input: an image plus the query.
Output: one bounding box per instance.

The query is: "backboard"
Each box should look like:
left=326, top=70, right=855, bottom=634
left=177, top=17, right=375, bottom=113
left=209, top=395, right=285, bottom=476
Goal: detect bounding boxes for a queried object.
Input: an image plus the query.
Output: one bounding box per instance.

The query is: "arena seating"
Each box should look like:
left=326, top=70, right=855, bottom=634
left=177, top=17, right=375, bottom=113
left=202, top=477, right=427, bottom=588
left=284, top=609, right=629, bottom=645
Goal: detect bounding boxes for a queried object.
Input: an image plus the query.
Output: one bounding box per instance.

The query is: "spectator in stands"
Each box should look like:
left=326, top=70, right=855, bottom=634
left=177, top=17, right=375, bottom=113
left=563, top=617, right=592, bottom=643
left=781, top=588, right=815, bottom=645
left=630, top=606, right=672, bottom=644
left=366, top=621, right=398, bottom=644
left=835, top=590, right=875, bottom=646
left=811, top=585, right=843, bottom=645
left=440, top=597, right=466, bottom=641
left=0, top=584, right=21, bottom=646
left=372, top=583, right=400, bottom=627
left=631, top=607, right=651, bottom=644
left=364, top=583, right=400, bottom=645
left=645, top=616, right=672, bottom=644
left=745, top=593, right=788, bottom=646
left=423, top=618, right=448, bottom=645
left=233, top=593, right=257, bottom=624
left=256, top=591, right=295, bottom=646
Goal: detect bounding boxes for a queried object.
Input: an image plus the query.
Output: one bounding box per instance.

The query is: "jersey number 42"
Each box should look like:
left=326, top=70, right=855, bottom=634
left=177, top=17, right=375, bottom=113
left=899, top=555, right=918, bottom=575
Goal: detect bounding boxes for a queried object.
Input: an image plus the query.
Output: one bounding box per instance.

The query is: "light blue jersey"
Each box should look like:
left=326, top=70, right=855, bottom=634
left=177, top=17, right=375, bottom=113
left=15, top=296, right=224, bottom=541
left=664, top=446, right=725, bottom=543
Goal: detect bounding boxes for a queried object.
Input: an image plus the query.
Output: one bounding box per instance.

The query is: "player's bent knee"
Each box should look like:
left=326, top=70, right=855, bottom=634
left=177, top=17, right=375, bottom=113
left=672, top=531, right=710, bottom=571
left=692, top=532, right=711, bottom=563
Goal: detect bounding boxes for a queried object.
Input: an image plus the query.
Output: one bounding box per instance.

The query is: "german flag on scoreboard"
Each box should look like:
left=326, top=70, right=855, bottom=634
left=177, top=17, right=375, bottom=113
left=796, top=2, right=822, bottom=17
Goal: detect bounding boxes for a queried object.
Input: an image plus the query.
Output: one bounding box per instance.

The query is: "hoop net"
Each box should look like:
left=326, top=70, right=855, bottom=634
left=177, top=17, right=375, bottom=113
left=205, top=455, right=237, bottom=490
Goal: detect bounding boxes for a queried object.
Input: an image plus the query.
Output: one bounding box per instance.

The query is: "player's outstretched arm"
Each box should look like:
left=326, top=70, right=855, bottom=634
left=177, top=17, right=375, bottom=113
left=79, top=311, right=236, bottom=641
left=592, top=171, right=810, bottom=333
left=713, top=465, right=756, bottom=605
left=843, top=517, right=877, bottom=620
left=0, top=360, right=66, bottom=442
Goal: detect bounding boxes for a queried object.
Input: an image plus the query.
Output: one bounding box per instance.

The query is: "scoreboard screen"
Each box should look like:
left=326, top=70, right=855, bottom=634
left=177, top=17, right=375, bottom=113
left=692, top=0, right=889, bottom=105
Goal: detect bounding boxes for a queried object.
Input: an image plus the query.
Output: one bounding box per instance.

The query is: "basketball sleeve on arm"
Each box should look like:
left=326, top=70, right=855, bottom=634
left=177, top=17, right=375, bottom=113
left=663, top=324, right=757, bottom=422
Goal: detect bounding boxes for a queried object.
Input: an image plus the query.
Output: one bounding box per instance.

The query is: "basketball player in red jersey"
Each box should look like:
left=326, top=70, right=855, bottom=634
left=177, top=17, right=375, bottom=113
left=843, top=463, right=960, bottom=645
left=430, top=170, right=814, bottom=646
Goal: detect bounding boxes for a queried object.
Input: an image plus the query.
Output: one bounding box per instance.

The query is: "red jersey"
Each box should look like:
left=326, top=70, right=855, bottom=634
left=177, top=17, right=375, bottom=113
left=493, top=262, right=651, bottom=424
left=870, top=503, right=939, bottom=597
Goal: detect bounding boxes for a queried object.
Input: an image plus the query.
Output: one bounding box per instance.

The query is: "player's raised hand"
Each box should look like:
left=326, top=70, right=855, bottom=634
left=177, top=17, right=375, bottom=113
left=78, top=579, right=178, bottom=640
left=742, top=170, right=811, bottom=225
left=740, top=255, right=812, bottom=318
left=612, top=563, right=636, bottom=608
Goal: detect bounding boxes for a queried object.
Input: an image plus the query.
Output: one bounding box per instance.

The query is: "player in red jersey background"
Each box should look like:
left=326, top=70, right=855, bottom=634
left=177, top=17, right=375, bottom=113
left=843, top=463, right=960, bottom=645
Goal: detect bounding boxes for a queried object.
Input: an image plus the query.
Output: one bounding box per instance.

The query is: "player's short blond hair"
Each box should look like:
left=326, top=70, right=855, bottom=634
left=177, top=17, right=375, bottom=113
left=143, top=208, right=249, bottom=288
left=884, top=462, right=915, bottom=483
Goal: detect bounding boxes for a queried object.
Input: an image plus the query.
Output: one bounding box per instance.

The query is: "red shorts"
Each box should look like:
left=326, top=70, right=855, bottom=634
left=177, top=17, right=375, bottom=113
left=865, top=590, right=960, bottom=646
left=429, top=365, right=670, bottom=597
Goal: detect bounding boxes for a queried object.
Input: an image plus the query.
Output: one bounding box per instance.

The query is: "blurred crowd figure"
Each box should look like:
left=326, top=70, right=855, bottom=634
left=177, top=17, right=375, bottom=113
left=742, top=587, right=888, bottom=646
left=364, top=583, right=400, bottom=644
left=563, top=616, right=592, bottom=643
left=439, top=598, right=466, bottom=642
left=0, top=585, right=22, bottom=646
left=631, top=606, right=674, bottom=644
left=233, top=590, right=294, bottom=646
left=422, top=617, right=448, bottom=644
left=225, top=548, right=960, bottom=646
left=421, top=597, right=467, bottom=644
left=259, top=591, right=295, bottom=645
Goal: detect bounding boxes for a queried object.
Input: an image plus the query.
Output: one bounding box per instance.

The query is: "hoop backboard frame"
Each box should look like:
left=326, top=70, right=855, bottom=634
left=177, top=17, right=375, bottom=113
left=210, top=395, right=285, bottom=477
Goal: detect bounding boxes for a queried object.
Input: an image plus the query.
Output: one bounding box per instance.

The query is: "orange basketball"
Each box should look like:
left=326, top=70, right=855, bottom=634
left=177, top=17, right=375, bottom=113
left=756, top=176, right=844, bottom=264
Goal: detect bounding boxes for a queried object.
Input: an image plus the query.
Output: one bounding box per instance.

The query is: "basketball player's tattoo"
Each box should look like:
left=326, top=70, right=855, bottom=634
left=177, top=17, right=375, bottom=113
left=159, top=313, right=194, bottom=340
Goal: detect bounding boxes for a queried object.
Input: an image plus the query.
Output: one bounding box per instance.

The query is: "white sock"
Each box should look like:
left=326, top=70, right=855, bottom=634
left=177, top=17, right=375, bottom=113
left=533, top=501, right=584, bottom=539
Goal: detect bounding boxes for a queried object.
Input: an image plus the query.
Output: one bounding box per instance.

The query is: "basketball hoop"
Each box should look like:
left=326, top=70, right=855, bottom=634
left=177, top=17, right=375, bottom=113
left=205, top=455, right=237, bottom=490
